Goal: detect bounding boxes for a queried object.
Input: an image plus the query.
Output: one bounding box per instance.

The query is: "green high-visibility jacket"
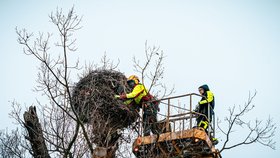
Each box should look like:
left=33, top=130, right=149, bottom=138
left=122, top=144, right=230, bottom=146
left=199, top=91, right=214, bottom=105
left=126, top=84, right=148, bottom=104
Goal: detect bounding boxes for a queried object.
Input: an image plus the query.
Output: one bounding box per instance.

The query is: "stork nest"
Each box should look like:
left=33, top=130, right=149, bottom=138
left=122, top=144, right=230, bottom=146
left=72, top=69, right=139, bottom=132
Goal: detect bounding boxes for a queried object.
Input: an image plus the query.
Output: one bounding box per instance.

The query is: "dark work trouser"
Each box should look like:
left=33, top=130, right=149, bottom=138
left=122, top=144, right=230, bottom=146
left=196, top=104, right=214, bottom=131
left=143, top=102, right=159, bottom=136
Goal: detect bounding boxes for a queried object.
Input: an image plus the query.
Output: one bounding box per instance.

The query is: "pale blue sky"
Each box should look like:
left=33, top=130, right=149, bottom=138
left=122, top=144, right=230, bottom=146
left=0, top=0, right=279, bottom=157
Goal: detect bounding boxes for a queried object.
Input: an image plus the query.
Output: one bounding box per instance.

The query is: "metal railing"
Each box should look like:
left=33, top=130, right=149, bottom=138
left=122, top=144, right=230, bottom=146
left=139, top=93, right=215, bottom=138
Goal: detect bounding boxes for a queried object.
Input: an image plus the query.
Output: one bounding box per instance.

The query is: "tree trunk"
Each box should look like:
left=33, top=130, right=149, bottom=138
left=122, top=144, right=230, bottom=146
left=23, top=106, right=50, bottom=158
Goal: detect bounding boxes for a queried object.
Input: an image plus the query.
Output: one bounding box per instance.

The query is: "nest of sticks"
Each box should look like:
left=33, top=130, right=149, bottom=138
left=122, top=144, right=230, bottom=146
left=72, top=70, right=139, bottom=136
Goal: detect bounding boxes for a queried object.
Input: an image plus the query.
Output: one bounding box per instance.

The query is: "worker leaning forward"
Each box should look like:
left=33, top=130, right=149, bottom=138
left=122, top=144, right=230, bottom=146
left=196, top=84, right=218, bottom=145
left=116, top=75, right=159, bottom=136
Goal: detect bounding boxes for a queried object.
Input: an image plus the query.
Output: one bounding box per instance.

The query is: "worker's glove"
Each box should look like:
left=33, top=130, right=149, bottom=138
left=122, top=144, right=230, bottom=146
left=119, top=94, right=127, bottom=100
left=114, top=95, right=120, bottom=99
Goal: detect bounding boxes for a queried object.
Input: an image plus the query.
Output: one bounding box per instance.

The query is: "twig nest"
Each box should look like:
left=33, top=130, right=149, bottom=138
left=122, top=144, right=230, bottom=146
left=72, top=69, right=138, bottom=131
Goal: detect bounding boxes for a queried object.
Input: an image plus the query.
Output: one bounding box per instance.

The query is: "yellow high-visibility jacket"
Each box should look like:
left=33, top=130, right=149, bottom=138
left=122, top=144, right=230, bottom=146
left=199, top=91, right=214, bottom=105
left=126, top=84, right=148, bottom=104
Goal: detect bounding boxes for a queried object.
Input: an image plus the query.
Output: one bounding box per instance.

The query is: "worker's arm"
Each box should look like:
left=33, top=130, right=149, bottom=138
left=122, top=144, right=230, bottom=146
left=199, top=91, right=214, bottom=104
left=126, top=85, right=144, bottom=99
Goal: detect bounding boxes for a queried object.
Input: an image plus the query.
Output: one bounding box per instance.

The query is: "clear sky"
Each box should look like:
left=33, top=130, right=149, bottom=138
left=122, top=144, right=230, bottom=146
left=0, top=0, right=279, bottom=157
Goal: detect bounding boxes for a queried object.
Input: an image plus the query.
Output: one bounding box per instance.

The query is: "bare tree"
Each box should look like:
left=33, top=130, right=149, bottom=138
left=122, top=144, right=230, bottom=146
left=217, top=91, right=276, bottom=154
left=14, top=6, right=95, bottom=158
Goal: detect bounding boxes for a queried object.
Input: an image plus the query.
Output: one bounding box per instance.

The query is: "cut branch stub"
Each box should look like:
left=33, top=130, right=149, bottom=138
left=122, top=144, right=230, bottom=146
left=23, top=106, right=50, bottom=158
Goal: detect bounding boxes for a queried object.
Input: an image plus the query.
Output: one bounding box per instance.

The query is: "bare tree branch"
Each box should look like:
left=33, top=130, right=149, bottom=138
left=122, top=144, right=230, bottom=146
left=218, top=91, right=276, bottom=153
left=133, top=41, right=174, bottom=98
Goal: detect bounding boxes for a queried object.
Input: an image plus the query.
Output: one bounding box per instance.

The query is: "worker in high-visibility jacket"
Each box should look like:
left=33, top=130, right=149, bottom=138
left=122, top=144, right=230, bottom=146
left=115, top=75, right=159, bottom=136
left=196, top=84, right=218, bottom=145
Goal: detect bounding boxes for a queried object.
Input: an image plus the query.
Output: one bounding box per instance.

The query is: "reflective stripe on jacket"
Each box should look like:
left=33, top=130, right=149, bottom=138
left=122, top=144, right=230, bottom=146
left=126, top=84, right=148, bottom=104
left=199, top=91, right=214, bottom=107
